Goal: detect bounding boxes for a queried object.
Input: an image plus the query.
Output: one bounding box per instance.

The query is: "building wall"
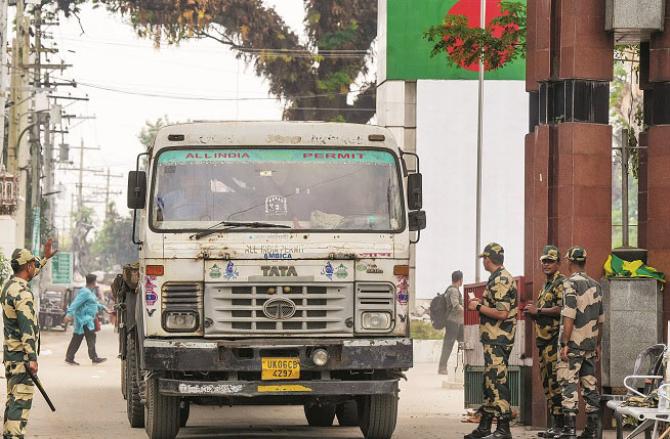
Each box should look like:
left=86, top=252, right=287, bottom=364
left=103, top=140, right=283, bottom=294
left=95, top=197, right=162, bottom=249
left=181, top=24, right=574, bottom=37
left=415, top=80, right=527, bottom=296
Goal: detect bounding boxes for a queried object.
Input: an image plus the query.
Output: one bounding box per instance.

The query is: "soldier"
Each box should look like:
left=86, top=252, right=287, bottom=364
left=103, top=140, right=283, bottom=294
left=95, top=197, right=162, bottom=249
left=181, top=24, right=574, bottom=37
left=466, top=243, right=517, bottom=439
left=1, top=241, right=56, bottom=439
left=557, top=247, right=604, bottom=439
left=524, top=245, right=565, bottom=438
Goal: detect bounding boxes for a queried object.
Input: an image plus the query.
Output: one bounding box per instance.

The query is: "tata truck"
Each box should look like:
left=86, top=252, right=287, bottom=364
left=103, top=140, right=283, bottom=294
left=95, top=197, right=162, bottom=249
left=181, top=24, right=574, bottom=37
left=117, top=121, right=426, bottom=439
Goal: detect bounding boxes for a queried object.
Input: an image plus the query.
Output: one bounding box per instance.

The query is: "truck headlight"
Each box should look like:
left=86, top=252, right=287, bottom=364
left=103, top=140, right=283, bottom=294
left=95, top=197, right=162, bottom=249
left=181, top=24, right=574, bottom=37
left=361, top=312, right=392, bottom=330
left=163, top=311, right=198, bottom=332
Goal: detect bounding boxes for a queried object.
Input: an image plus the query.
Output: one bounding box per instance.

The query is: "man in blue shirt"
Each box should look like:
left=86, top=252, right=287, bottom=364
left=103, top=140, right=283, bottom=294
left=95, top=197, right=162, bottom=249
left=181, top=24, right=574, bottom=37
left=64, top=274, right=108, bottom=365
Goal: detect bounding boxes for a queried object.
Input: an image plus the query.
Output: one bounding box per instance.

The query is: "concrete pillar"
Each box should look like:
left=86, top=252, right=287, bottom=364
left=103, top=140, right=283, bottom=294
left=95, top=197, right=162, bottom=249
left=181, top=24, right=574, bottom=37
left=525, top=0, right=613, bottom=428
left=376, top=80, right=417, bottom=313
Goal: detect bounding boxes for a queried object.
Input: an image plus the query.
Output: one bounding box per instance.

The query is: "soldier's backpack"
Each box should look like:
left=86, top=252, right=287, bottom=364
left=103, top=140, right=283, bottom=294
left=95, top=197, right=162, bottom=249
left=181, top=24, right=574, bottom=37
left=429, top=291, right=450, bottom=330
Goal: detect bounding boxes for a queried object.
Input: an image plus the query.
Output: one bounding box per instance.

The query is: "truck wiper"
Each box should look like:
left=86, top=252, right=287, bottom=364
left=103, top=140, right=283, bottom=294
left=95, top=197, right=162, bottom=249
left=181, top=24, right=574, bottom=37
left=190, top=221, right=291, bottom=240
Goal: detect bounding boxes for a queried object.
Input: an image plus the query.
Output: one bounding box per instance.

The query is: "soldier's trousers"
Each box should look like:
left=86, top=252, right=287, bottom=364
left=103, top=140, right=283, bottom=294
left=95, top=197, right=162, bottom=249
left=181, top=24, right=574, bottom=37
left=557, top=351, right=600, bottom=415
left=481, top=344, right=513, bottom=419
left=3, top=361, right=34, bottom=439
left=538, top=343, right=562, bottom=416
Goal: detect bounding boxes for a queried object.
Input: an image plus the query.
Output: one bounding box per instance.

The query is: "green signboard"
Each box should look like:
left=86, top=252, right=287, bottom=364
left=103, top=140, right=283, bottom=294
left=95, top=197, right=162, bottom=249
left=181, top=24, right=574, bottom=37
left=157, top=149, right=397, bottom=165
left=386, top=0, right=525, bottom=81
left=51, top=252, right=73, bottom=285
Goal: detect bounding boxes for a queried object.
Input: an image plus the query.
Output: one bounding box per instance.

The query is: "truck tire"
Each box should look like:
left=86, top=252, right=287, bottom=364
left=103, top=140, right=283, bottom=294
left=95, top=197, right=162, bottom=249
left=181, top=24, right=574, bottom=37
left=126, top=333, right=145, bottom=428
left=336, top=400, right=359, bottom=426
left=358, top=394, right=398, bottom=439
left=179, top=400, right=190, bottom=428
left=144, top=375, right=180, bottom=439
left=121, top=359, right=127, bottom=400
left=304, top=403, right=336, bottom=427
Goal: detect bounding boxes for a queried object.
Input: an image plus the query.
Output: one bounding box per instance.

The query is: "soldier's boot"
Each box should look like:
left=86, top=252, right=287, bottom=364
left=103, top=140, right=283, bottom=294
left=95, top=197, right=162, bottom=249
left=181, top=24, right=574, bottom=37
left=538, top=415, right=564, bottom=439
left=464, top=411, right=494, bottom=439
left=482, top=417, right=512, bottom=439
left=558, top=415, right=577, bottom=439
left=577, top=413, right=600, bottom=439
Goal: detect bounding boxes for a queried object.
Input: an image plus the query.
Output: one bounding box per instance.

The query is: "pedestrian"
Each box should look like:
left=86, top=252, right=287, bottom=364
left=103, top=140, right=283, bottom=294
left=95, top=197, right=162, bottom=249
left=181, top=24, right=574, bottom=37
left=1, top=241, right=57, bottom=439
left=438, top=270, right=464, bottom=375
left=64, top=274, right=108, bottom=365
left=465, top=243, right=517, bottom=439
left=524, top=245, right=565, bottom=438
left=556, top=247, right=604, bottom=439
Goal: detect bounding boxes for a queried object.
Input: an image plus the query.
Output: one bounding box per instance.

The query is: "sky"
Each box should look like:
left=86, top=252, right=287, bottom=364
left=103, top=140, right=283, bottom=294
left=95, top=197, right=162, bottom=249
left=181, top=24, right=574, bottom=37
left=48, top=1, right=305, bottom=232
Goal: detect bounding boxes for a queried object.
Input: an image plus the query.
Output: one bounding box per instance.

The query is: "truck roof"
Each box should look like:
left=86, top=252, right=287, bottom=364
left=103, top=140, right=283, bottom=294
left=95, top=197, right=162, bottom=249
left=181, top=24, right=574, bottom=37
left=151, top=121, right=400, bottom=153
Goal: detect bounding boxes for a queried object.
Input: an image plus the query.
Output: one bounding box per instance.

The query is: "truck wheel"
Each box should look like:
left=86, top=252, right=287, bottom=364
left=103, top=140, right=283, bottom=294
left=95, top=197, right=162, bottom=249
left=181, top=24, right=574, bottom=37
left=336, top=400, right=359, bottom=426
left=304, top=403, right=336, bottom=427
left=358, top=394, right=398, bottom=439
left=179, top=400, right=190, bottom=428
left=121, top=359, right=127, bottom=400
left=145, top=375, right=180, bottom=439
left=126, top=333, right=145, bottom=428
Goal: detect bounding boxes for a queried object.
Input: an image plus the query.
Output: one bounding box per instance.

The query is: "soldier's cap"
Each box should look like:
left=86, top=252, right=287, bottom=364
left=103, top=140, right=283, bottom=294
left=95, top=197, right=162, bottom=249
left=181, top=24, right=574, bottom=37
left=479, top=242, right=504, bottom=260
left=565, top=246, right=587, bottom=262
left=540, top=245, right=560, bottom=262
left=11, top=248, right=36, bottom=266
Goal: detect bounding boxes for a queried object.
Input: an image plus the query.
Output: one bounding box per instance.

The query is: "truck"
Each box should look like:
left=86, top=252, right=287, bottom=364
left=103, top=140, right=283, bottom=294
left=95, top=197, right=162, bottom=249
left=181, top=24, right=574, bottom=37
left=116, top=121, right=426, bottom=439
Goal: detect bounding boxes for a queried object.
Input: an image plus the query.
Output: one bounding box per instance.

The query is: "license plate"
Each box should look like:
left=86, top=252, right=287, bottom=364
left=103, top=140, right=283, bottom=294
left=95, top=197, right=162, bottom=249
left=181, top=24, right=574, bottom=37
left=261, top=357, right=301, bottom=381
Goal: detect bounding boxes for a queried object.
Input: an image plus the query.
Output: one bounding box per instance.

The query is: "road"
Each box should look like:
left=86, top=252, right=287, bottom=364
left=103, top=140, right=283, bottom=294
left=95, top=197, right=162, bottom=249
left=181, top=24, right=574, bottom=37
left=19, top=325, right=613, bottom=438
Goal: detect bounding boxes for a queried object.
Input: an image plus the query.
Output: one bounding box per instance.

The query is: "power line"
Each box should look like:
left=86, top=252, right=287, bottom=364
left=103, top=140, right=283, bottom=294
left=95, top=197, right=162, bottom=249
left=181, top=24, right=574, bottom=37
left=52, top=77, right=377, bottom=102
left=56, top=35, right=371, bottom=58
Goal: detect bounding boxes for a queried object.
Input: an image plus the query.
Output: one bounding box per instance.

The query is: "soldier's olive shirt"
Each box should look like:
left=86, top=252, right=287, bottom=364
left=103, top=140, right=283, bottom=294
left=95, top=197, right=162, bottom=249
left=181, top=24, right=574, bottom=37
left=1, top=277, right=40, bottom=362
left=535, top=272, right=565, bottom=346
left=479, top=267, right=518, bottom=346
left=560, top=272, right=604, bottom=352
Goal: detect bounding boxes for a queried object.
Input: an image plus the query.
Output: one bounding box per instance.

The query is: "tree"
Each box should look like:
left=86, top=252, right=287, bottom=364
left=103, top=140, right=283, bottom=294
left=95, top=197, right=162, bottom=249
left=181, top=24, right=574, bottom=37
left=90, top=203, right=139, bottom=271
left=424, top=1, right=525, bottom=71
left=57, top=0, right=377, bottom=123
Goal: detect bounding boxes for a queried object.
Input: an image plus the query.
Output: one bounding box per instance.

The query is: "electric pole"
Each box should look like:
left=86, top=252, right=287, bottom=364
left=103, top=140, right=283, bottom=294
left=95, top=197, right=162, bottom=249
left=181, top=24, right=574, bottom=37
left=7, top=0, right=31, bottom=248
left=103, top=168, right=123, bottom=219
left=0, top=0, right=8, bottom=170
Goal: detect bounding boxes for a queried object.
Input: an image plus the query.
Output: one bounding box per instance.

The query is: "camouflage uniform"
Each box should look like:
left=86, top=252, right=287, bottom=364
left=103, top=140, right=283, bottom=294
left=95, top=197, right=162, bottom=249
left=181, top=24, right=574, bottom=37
left=478, top=245, right=518, bottom=420
left=535, top=265, right=565, bottom=417
left=557, top=248, right=604, bottom=417
left=1, top=250, right=42, bottom=439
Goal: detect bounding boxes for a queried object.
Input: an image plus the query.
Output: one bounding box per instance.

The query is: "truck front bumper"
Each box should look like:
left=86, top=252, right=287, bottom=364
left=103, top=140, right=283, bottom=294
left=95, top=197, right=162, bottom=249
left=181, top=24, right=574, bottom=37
left=143, top=337, right=412, bottom=372
left=159, top=378, right=399, bottom=397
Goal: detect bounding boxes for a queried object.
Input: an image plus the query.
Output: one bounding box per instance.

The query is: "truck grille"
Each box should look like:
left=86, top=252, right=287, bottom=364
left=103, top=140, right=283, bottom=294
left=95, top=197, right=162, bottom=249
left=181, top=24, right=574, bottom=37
left=204, top=284, right=354, bottom=336
left=162, top=283, right=202, bottom=311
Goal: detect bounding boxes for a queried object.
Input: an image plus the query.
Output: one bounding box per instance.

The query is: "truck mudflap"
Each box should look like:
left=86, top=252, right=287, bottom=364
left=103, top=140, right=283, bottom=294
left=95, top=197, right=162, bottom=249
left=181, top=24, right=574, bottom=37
left=143, top=338, right=413, bottom=372
left=159, top=378, right=399, bottom=397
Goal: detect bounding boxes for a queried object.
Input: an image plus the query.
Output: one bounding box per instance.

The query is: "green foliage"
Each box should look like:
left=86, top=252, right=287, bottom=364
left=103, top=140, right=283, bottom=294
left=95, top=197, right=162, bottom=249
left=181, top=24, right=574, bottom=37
left=424, top=1, right=526, bottom=71
left=55, top=0, right=378, bottom=123
left=316, top=71, right=352, bottom=93
left=90, top=203, right=139, bottom=271
left=410, top=320, right=445, bottom=340
left=138, top=116, right=172, bottom=152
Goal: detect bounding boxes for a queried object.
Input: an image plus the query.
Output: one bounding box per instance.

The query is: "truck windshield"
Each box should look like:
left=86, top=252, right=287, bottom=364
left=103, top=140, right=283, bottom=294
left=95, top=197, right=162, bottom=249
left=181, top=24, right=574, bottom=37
left=151, top=148, right=405, bottom=232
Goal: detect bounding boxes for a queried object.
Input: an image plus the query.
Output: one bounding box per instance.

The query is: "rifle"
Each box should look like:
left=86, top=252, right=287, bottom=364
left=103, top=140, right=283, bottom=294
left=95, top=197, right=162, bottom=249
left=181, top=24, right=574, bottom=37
left=24, top=364, right=56, bottom=412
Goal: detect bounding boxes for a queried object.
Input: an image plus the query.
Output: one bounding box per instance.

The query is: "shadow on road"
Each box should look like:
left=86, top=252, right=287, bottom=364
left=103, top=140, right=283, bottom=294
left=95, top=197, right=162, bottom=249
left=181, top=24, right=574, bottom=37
left=178, top=425, right=361, bottom=438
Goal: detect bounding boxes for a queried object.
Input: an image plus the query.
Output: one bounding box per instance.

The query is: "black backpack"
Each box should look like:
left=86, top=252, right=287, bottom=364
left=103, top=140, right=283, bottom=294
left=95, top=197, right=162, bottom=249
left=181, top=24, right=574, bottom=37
left=429, top=291, right=450, bottom=330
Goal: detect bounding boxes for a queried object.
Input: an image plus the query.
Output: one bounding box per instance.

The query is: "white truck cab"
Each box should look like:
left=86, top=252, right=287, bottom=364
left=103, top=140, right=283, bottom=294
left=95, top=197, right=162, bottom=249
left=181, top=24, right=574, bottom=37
left=118, top=121, right=426, bottom=439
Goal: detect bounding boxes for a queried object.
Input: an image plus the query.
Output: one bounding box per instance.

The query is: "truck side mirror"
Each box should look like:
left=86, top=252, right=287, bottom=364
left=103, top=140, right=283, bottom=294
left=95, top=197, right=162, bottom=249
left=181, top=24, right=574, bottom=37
left=127, top=171, right=147, bottom=210
left=409, top=210, right=426, bottom=231
left=407, top=173, right=422, bottom=211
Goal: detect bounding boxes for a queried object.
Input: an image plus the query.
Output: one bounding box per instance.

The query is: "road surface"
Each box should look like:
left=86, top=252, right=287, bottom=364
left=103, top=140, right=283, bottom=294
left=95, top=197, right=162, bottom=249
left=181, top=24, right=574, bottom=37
left=17, top=325, right=613, bottom=438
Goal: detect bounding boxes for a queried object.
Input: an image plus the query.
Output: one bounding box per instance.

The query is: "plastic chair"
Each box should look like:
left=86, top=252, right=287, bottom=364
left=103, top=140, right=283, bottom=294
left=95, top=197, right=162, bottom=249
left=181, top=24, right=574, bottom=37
left=604, top=344, right=667, bottom=439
